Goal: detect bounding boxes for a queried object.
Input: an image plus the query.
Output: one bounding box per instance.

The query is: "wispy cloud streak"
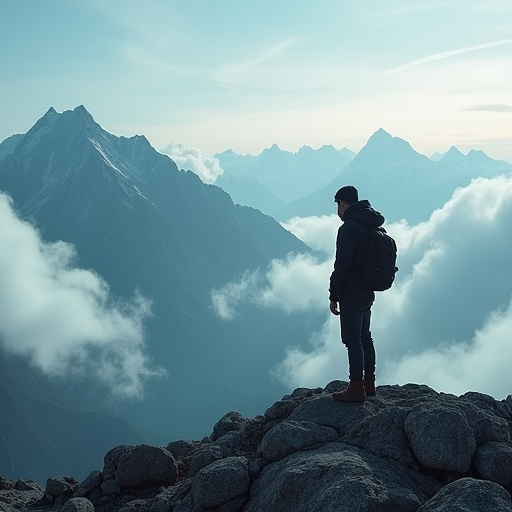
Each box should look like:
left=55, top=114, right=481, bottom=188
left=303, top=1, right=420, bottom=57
left=388, top=39, right=512, bottom=74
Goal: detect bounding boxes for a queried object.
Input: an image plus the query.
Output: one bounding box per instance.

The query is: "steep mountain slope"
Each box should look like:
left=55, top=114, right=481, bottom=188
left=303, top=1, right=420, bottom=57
left=0, top=350, right=159, bottom=484
left=0, top=106, right=320, bottom=481
left=215, top=173, right=285, bottom=215
left=277, top=129, right=512, bottom=222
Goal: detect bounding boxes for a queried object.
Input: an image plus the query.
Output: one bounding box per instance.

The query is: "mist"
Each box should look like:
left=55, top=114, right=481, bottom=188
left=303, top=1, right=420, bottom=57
left=158, top=142, right=223, bottom=183
left=0, top=193, right=163, bottom=399
left=212, top=176, right=512, bottom=400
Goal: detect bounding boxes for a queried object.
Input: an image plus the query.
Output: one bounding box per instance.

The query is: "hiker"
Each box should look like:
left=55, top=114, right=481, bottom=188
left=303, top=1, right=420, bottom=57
left=329, top=185, right=385, bottom=402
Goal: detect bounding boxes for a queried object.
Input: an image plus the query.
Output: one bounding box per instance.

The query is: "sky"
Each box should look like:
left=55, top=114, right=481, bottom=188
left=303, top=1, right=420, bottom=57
left=1, top=0, right=511, bottom=161
left=0, top=0, right=511, bottom=404
left=212, top=175, right=512, bottom=401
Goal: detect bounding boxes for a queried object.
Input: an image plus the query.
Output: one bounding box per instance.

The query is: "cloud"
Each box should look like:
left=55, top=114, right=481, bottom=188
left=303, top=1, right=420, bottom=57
left=281, top=215, right=339, bottom=256
left=158, top=143, right=223, bottom=184
left=387, top=39, right=512, bottom=74
left=468, top=104, right=512, bottom=113
left=0, top=193, right=163, bottom=399
left=212, top=176, right=512, bottom=400
left=211, top=253, right=330, bottom=318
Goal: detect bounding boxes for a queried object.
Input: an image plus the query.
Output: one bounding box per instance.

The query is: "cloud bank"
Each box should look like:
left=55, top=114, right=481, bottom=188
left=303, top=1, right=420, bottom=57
left=0, top=193, right=163, bottom=399
left=212, top=176, right=512, bottom=400
left=159, top=143, right=223, bottom=183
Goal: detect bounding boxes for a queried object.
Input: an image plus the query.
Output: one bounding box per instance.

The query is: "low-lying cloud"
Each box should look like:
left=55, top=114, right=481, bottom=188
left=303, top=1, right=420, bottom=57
left=159, top=142, right=223, bottom=183
left=0, top=193, right=164, bottom=399
left=212, top=176, right=512, bottom=400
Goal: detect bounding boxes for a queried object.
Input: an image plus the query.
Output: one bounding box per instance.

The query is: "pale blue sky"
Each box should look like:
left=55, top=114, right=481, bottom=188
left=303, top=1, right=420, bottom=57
left=1, top=0, right=511, bottom=160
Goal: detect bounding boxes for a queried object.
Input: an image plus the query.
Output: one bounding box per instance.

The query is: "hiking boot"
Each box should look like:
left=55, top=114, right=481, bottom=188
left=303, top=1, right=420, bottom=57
left=332, top=380, right=366, bottom=402
left=364, top=375, right=376, bottom=397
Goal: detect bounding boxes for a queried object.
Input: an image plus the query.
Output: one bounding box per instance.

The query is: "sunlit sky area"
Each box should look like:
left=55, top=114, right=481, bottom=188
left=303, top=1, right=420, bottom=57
left=1, top=0, right=511, bottom=160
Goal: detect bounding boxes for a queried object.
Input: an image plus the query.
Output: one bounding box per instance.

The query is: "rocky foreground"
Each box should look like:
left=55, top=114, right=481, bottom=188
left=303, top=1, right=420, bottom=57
left=1, top=382, right=512, bottom=512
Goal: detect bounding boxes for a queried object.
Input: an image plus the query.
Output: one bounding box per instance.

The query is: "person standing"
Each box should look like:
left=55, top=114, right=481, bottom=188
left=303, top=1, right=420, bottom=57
left=329, top=186, right=385, bottom=401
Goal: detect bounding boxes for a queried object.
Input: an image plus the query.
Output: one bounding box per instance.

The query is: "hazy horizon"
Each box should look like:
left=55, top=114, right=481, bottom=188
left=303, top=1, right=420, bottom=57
left=1, top=1, right=511, bottom=161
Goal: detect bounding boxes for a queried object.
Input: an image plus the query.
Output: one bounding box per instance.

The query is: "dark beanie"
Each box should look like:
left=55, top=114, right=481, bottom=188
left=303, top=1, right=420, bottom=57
left=334, top=185, right=358, bottom=204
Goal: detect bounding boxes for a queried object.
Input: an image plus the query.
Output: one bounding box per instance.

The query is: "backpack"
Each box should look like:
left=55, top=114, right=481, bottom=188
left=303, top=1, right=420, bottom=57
left=358, top=226, right=398, bottom=291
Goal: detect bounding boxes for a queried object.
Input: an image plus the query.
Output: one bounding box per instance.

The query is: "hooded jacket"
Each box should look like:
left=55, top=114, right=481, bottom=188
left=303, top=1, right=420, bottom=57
left=329, top=200, right=385, bottom=302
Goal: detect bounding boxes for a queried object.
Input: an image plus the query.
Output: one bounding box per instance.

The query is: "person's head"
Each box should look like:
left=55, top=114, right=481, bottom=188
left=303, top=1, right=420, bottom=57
left=334, top=185, right=358, bottom=219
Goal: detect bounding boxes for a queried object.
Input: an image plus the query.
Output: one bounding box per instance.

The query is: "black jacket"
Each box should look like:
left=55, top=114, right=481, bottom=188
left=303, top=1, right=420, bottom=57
left=329, top=200, right=385, bottom=302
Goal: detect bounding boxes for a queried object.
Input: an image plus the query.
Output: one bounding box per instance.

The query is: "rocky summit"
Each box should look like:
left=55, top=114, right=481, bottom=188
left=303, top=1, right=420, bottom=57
left=1, top=382, right=512, bottom=512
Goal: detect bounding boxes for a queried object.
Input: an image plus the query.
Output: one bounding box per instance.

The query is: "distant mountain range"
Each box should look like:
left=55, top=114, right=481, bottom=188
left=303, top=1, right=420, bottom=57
left=215, top=129, right=512, bottom=223
left=214, top=144, right=355, bottom=214
left=0, top=106, right=319, bottom=482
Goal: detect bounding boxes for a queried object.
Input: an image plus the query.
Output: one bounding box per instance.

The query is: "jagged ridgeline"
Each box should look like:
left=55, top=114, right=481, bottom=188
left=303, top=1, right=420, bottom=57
left=0, top=106, right=321, bottom=483
left=1, top=383, right=512, bottom=511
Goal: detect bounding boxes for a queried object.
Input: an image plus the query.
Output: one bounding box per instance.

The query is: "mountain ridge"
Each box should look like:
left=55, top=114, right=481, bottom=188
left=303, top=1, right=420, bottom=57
left=275, top=129, right=512, bottom=222
left=0, top=106, right=320, bottom=482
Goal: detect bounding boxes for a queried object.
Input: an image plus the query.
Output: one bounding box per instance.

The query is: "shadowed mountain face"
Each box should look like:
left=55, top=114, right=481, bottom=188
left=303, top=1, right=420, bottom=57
left=0, top=106, right=321, bottom=481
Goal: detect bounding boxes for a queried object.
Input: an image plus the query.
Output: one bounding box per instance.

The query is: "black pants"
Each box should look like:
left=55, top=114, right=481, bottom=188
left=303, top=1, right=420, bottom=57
left=339, top=298, right=375, bottom=380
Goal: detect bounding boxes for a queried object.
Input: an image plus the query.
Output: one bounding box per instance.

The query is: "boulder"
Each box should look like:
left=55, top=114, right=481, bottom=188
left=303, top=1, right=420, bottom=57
left=405, top=403, right=476, bottom=472
left=72, top=470, right=102, bottom=498
left=187, top=445, right=223, bottom=477
left=474, top=441, right=512, bottom=488
left=191, top=456, right=250, bottom=510
left=211, top=411, right=247, bottom=441
left=257, top=420, right=338, bottom=461
left=417, top=477, right=512, bottom=511
left=165, top=440, right=196, bottom=459
left=46, top=476, right=79, bottom=500
left=61, top=497, right=95, bottom=512
left=245, top=442, right=440, bottom=512
left=112, top=445, right=178, bottom=488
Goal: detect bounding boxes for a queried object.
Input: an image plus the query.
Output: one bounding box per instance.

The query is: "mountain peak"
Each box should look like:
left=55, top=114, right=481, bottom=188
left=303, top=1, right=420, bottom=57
left=356, top=128, right=424, bottom=163
left=266, top=143, right=282, bottom=152
left=446, top=145, right=464, bottom=156
left=371, top=128, right=393, bottom=140
left=43, top=107, right=58, bottom=119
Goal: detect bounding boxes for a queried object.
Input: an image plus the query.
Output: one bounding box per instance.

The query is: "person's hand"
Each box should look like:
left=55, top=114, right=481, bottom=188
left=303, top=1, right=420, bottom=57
left=330, top=300, right=340, bottom=316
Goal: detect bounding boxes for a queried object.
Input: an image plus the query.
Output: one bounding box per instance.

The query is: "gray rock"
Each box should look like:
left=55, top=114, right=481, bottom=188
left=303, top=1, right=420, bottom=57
left=119, top=498, right=149, bottom=512
left=212, top=430, right=243, bottom=453
left=474, top=441, right=512, bottom=487
left=114, top=445, right=178, bottom=488
left=72, top=470, right=102, bottom=498
left=405, top=403, right=476, bottom=471
left=245, top=442, right=440, bottom=512
left=149, top=480, right=192, bottom=512
left=14, top=480, right=42, bottom=491
left=46, top=476, right=79, bottom=498
left=456, top=401, right=510, bottom=444
left=289, top=394, right=381, bottom=435
left=191, top=456, right=249, bottom=510
left=0, top=503, right=18, bottom=512
left=0, top=487, right=44, bottom=509
left=288, top=387, right=319, bottom=398
left=165, top=440, right=196, bottom=459
left=257, top=420, right=338, bottom=461
left=187, top=444, right=223, bottom=477
left=264, top=399, right=299, bottom=420
left=4, top=382, right=512, bottom=512
left=61, top=497, right=95, bottom=512
left=100, top=478, right=121, bottom=495
left=103, top=445, right=133, bottom=481
left=211, top=411, right=247, bottom=441
left=348, top=405, right=418, bottom=468
left=417, top=477, right=512, bottom=511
